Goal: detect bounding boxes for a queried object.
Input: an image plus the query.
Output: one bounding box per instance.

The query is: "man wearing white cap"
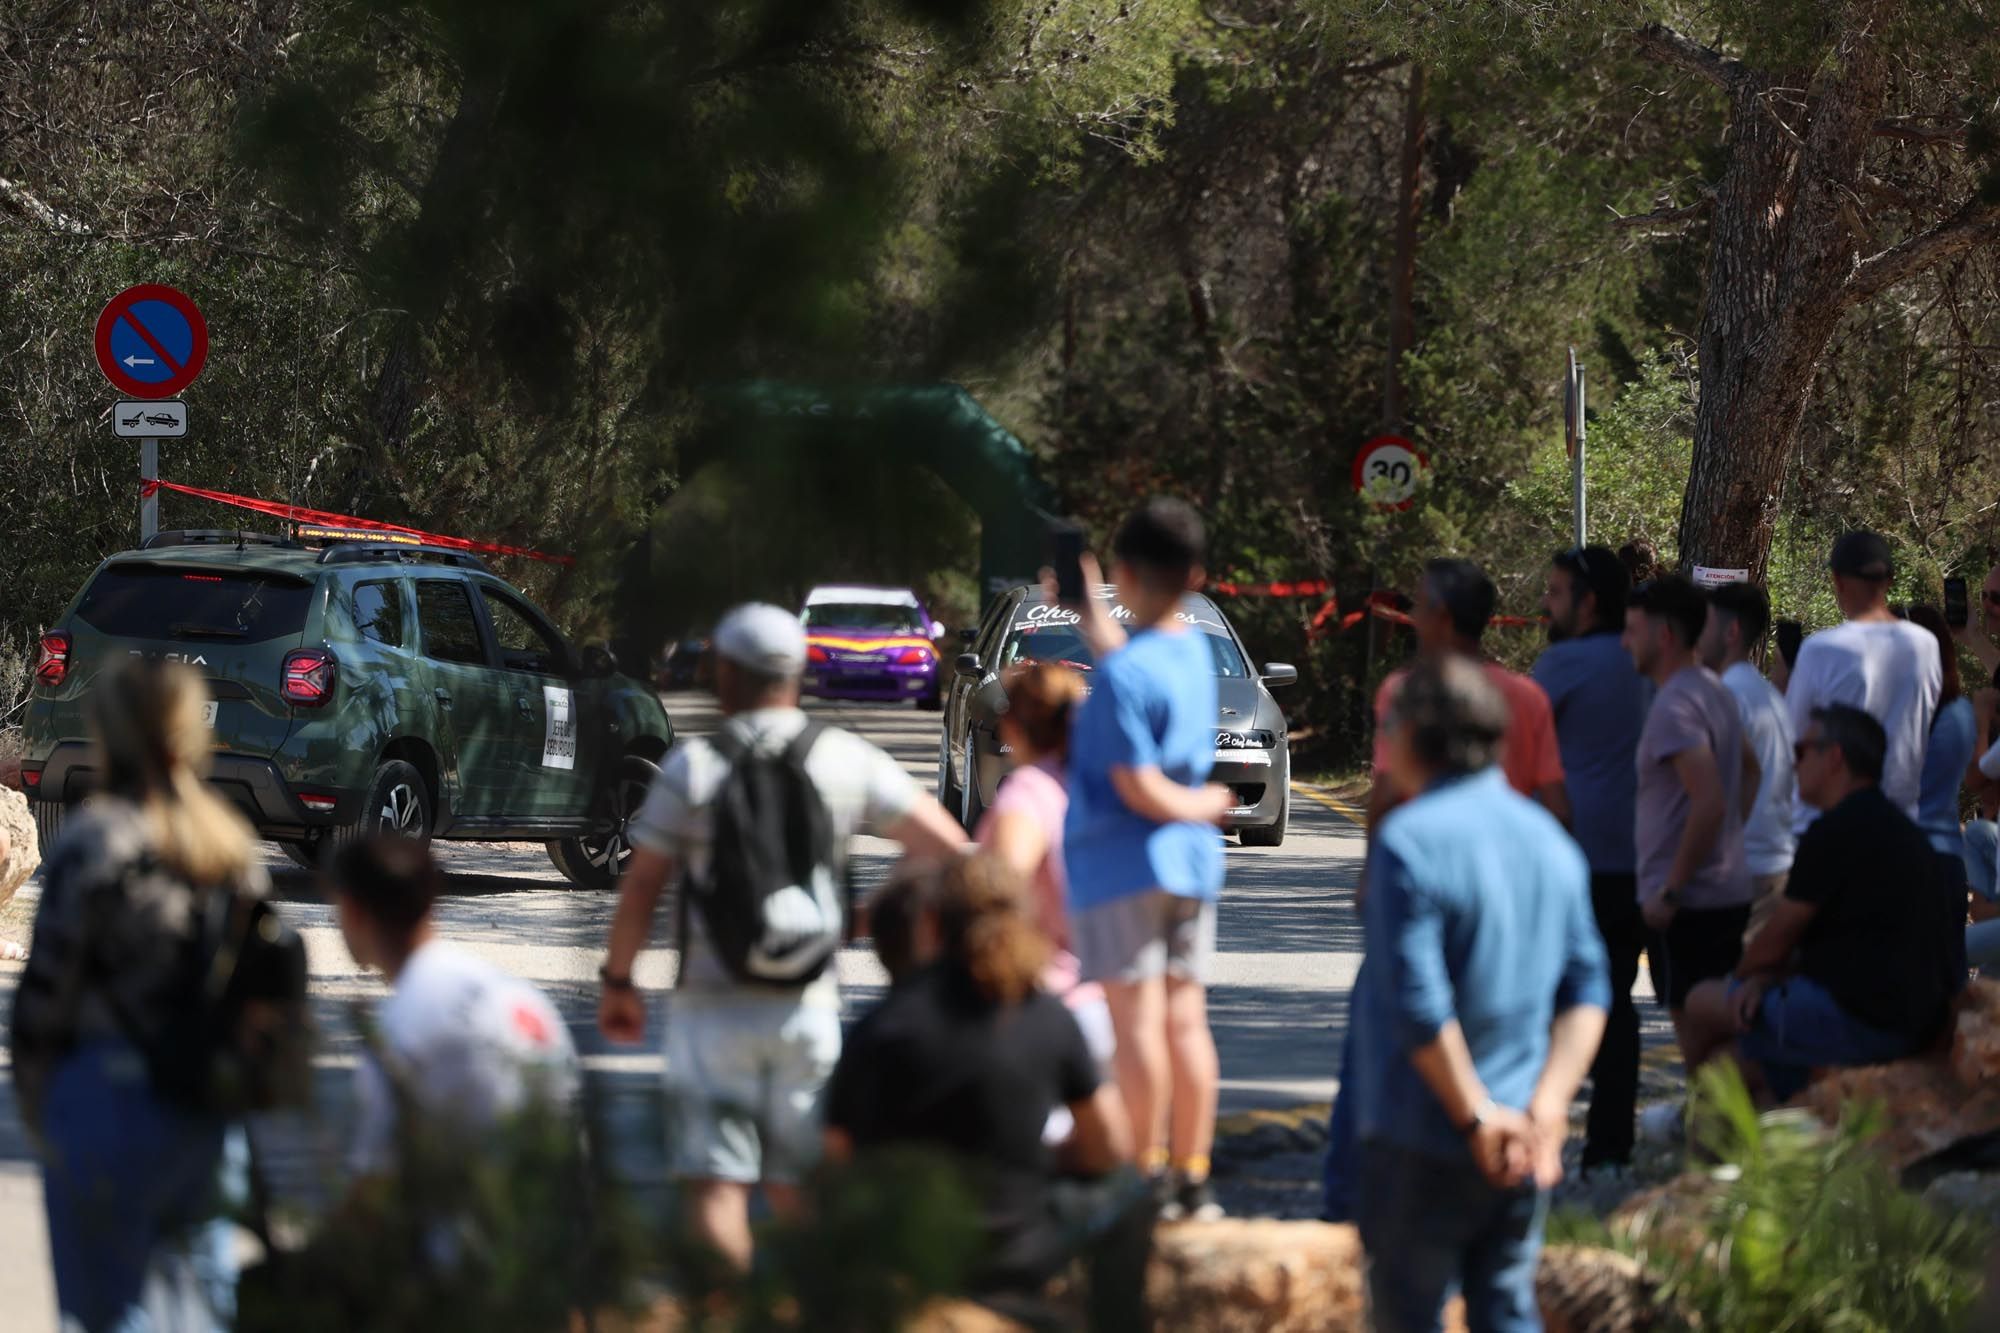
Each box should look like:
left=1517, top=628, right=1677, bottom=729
left=596, top=602, right=966, bottom=1269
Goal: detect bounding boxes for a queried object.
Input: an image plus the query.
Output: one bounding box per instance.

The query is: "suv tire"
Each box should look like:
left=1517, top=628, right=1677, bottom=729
left=33, top=799, right=64, bottom=855
left=548, top=753, right=661, bottom=891
left=343, top=760, right=432, bottom=845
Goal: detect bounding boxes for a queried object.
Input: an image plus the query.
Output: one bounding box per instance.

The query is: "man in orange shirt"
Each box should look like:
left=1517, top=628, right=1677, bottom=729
left=1367, top=558, right=1569, bottom=829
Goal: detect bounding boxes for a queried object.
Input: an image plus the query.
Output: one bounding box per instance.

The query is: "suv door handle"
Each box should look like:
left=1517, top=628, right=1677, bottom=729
left=515, top=695, right=534, bottom=718
left=434, top=687, right=453, bottom=710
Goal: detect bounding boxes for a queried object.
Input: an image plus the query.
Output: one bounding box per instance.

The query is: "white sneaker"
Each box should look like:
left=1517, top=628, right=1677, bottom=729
left=1637, top=1101, right=1685, bottom=1142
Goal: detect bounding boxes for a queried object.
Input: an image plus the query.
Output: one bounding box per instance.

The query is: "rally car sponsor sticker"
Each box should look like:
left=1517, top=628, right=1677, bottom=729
left=1215, top=749, right=1272, bottom=765
left=543, top=686, right=577, bottom=770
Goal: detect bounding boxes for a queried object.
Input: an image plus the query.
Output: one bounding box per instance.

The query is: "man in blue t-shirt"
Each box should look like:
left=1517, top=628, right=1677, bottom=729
left=1063, top=498, right=1233, bottom=1222
left=1532, top=545, right=1653, bottom=1170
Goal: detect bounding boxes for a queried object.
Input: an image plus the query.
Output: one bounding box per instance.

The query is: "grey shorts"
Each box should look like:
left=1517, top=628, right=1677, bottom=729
left=1072, top=890, right=1217, bottom=986
left=660, top=994, right=842, bottom=1185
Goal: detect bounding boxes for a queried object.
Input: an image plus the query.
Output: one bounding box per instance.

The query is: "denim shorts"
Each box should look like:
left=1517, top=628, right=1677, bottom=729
left=1737, top=975, right=1915, bottom=1099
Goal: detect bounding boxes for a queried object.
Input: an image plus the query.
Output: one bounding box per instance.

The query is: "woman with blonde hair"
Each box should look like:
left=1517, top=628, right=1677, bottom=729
left=825, top=853, right=1134, bottom=1301
left=13, top=658, right=266, bottom=1332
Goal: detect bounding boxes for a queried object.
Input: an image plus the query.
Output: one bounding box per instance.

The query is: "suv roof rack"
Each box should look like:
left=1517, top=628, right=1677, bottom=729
left=316, top=543, right=492, bottom=572
left=141, top=529, right=289, bottom=550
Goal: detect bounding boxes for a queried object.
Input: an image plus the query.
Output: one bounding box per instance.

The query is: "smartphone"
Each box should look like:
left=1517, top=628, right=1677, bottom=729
left=1051, top=521, right=1087, bottom=604
left=1775, top=620, right=1803, bottom=670
left=1946, top=576, right=1969, bottom=630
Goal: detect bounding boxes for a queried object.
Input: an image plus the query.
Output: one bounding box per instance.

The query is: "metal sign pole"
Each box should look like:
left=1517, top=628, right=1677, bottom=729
left=1571, top=363, right=1586, bottom=548
left=1564, top=349, right=1586, bottom=548
left=141, top=437, right=158, bottom=541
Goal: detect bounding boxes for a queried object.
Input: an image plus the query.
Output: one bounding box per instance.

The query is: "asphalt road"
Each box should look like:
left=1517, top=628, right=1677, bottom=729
left=0, top=691, right=1676, bottom=1328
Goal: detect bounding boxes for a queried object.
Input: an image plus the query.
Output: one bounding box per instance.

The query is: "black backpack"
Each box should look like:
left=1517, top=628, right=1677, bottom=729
left=683, top=721, right=845, bottom=988
left=99, top=857, right=313, bottom=1115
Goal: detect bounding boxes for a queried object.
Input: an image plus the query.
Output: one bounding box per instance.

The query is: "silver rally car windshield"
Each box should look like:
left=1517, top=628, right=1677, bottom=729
left=1002, top=597, right=1249, bottom=678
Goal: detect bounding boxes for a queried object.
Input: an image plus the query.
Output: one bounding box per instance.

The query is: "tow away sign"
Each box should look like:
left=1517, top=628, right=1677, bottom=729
left=113, top=400, right=188, bottom=438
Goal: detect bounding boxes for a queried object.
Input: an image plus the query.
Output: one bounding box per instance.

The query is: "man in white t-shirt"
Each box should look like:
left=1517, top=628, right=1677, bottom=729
left=1785, top=532, right=1940, bottom=829
left=597, top=602, right=966, bottom=1271
left=1699, top=582, right=1796, bottom=924
left=332, top=838, right=579, bottom=1178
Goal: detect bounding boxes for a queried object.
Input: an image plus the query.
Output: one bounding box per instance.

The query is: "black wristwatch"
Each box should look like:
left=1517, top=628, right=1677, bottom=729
left=598, top=964, right=636, bottom=992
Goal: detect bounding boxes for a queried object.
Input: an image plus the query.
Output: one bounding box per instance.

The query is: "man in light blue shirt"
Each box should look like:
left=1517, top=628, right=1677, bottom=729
left=1532, top=544, right=1652, bottom=1169
left=1063, top=498, right=1233, bottom=1221
left=1353, top=655, right=1609, bottom=1333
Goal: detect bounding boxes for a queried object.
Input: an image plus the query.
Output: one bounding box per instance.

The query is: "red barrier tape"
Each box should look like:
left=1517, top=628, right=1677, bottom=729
left=138, top=479, right=575, bottom=568
left=1209, top=579, right=1332, bottom=598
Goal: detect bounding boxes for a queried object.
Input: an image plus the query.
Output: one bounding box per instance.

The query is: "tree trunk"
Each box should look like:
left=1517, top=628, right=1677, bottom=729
left=353, top=77, right=504, bottom=511
left=1673, top=6, right=1892, bottom=580
left=1383, top=63, right=1426, bottom=432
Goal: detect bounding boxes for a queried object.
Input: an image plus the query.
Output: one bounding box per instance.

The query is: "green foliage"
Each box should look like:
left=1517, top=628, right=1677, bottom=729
left=715, top=1150, right=987, bottom=1332
left=236, top=1095, right=650, bottom=1332
left=1636, top=1063, right=1992, bottom=1332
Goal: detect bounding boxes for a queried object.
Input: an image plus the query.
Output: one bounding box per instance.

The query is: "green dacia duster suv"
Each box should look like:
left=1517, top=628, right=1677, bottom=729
left=21, top=530, right=673, bottom=889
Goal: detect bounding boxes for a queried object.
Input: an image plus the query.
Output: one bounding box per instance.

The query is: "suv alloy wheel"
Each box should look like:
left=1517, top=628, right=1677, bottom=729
left=548, top=753, right=661, bottom=891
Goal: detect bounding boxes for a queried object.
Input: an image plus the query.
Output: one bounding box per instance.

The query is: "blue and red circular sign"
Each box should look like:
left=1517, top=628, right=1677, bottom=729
left=94, top=284, right=207, bottom=398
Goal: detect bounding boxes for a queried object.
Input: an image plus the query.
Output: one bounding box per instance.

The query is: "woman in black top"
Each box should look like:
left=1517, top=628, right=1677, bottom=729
left=826, top=854, right=1133, bottom=1296
left=13, top=660, right=268, bottom=1332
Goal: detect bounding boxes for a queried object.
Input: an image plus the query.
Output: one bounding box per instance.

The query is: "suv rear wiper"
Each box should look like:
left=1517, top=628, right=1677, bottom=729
left=168, top=623, right=250, bottom=639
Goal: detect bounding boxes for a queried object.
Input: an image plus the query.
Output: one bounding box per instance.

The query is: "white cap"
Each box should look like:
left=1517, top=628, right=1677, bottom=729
left=713, top=603, right=807, bottom=676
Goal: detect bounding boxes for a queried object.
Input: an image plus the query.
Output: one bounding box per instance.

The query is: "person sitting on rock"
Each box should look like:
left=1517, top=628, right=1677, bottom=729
left=1683, top=705, right=1964, bottom=1104
left=824, top=854, right=1147, bottom=1323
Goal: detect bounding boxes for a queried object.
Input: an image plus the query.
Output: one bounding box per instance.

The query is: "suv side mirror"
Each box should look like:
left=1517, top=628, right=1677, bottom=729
left=955, top=652, right=983, bottom=680
left=583, top=643, right=619, bottom=678
left=1261, top=662, right=1299, bottom=688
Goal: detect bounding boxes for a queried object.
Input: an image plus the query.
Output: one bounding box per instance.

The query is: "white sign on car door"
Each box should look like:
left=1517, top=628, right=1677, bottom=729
left=542, top=685, right=577, bottom=770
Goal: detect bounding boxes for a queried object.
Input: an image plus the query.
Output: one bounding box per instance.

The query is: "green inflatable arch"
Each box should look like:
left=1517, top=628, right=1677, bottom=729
left=688, top=381, right=1053, bottom=596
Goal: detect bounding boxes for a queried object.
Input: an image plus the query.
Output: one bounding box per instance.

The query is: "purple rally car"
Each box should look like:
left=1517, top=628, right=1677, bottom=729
left=800, top=584, right=946, bottom=710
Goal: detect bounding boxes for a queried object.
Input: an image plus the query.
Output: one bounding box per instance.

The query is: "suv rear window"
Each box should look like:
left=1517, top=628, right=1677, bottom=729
left=74, top=566, right=314, bottom=643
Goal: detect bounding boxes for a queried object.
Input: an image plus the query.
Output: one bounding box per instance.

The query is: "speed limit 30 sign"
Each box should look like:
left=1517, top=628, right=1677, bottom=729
left=1353, top=435, right=1428, bottom=511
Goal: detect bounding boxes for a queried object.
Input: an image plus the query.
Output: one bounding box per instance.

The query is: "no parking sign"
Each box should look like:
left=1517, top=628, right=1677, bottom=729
left=94, top=284, right=208, bottom=398
left=1352, top=435, right=1428, bottom=511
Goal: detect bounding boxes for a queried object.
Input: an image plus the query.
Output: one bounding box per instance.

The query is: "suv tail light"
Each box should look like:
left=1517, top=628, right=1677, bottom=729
left=35, top=633, right=69, bottom=687
left=281, top=649, right=336, bottom=706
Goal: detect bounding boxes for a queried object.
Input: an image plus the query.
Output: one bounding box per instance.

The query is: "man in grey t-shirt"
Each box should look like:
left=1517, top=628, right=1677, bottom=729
left=596, top=603, right=965, bottom=1271
left=1624, top=577, right=1760, bottom=1069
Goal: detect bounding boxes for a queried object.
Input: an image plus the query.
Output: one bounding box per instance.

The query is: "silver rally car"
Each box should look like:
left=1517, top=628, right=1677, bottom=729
left=937, top=585, right=1297, bottom=845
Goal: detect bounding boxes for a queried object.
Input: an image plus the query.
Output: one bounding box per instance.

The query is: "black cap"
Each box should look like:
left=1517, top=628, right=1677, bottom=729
left=1829, top=530, right=1893, bottom=581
